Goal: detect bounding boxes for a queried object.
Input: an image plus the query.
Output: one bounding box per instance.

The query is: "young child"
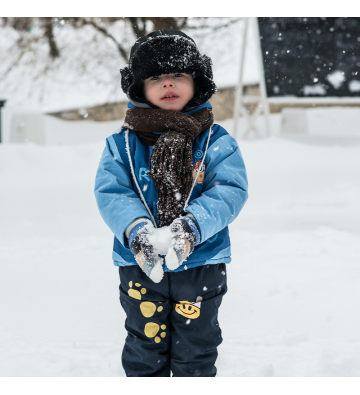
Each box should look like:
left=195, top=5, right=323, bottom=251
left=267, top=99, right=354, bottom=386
left=94, top=30, right=248, bottom=377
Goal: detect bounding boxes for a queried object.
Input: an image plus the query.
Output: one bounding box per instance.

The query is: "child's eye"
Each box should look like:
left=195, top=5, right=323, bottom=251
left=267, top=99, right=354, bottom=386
left=150, top=76, right=160, bottom=81
left=174, top=73, right=183, bottom=77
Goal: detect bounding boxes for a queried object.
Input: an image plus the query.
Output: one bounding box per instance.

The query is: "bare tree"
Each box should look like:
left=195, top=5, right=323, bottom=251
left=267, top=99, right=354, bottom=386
left=0, top=17, right=242, bottom=109
left=1, top=17, right=240, bottom=63
left=1, top=17, right=191, bottom=63
left=42, top=17, right=60, bottom=59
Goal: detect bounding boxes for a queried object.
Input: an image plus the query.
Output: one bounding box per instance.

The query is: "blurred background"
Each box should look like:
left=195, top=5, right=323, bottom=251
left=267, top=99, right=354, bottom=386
left=0, top=17, right=359, bottom=377
left=0, top=17, right=256, bottom=143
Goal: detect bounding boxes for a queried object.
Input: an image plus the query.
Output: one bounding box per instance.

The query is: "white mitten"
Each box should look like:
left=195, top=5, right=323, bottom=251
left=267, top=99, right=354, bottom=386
left=165, top=217, right=200, bottom=271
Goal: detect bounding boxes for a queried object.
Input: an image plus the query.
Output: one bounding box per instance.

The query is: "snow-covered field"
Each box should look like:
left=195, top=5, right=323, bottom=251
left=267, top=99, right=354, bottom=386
left=0, top=108, right=360, bottom=377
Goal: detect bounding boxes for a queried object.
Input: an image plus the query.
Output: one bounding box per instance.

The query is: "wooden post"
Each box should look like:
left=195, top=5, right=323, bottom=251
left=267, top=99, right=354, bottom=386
left=233, top=18, right=271, bottom=139
left=253, top=17, right=271, bottom=136
left=233, top=18, right=249, bottom=139
left=0, top=100, right=6, bottom=143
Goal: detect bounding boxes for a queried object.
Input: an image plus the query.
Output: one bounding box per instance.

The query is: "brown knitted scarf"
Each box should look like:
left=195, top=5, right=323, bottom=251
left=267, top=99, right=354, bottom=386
left=123, top=107, right=214, bottom=227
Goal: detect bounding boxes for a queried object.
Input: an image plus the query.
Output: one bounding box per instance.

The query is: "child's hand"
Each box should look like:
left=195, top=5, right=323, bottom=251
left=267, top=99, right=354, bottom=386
left=165, top=217, right=199, bottom=270
left=129, top=223, right=164, bottom=283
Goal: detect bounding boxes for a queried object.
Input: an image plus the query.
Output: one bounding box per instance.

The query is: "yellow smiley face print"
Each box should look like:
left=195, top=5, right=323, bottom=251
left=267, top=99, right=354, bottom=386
left=175, top=301, right=201, bottom=319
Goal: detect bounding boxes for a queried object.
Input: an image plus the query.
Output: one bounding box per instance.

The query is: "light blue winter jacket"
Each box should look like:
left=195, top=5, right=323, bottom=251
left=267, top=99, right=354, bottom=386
left=94, top=101, right=248, bottom=272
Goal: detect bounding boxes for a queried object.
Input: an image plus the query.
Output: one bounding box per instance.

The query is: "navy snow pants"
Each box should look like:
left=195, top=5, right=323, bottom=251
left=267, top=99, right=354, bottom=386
left=119, top=263, right=227, bottom=377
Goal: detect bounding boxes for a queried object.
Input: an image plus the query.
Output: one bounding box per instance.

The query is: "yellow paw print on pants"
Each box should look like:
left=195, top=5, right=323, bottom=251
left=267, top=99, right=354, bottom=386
left=128, top=281, right=147, bottom=300
left=144, top=322, right=166, bottom=343
left=128, top=281, right=166, bottom=343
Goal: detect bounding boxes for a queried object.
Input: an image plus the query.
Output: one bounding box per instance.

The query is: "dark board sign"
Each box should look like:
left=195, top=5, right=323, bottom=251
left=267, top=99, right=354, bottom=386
left=257, top=17, right=360, bottom=98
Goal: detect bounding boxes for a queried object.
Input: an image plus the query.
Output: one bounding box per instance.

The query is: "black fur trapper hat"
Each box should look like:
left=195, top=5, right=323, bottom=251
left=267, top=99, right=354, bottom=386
left=120, top=30, right=217, bottom=111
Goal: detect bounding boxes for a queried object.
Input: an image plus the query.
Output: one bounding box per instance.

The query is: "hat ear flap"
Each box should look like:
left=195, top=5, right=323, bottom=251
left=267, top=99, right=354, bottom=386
left=120, top=66, right=133, bottom=95
left=201, top=55, right=214, bottom=80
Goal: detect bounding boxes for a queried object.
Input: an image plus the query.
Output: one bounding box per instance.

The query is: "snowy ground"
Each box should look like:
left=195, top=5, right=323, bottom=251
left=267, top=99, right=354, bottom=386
left=0, top=108, right=360, bottom=377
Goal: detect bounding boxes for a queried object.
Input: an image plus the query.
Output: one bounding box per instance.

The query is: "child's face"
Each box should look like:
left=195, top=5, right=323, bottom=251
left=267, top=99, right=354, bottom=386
left=144, top=73, right=194, bottom=111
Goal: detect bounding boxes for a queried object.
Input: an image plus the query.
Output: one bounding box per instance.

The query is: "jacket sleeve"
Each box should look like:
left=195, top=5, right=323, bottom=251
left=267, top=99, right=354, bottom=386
left=184, top=128, right=248, bottom=244
left=94, top=135, right=153, bottom=246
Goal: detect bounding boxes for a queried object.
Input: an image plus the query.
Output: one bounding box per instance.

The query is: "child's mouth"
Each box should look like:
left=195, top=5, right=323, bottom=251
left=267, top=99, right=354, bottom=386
left=161, top=93, right=179, bottom=101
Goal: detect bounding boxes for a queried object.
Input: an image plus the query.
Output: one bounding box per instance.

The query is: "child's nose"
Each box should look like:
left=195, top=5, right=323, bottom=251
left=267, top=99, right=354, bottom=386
left=162, top=78, right=174, bottom=88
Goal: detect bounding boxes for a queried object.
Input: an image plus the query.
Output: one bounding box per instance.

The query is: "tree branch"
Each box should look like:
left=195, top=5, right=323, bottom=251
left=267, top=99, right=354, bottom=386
left=186, top=17, right=242, bottom=32
left=128, top=17, right=147, bottom=38
left=82, top=18, right=129, bottom=62
left=42, top=17, right=60, bottom=59
left=147, top=17, right=188, bottom=31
